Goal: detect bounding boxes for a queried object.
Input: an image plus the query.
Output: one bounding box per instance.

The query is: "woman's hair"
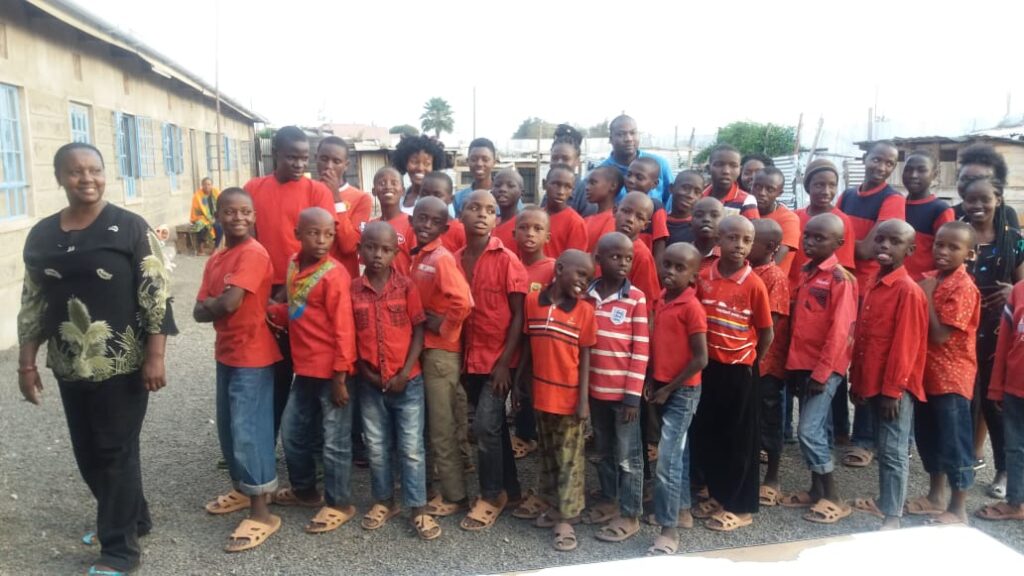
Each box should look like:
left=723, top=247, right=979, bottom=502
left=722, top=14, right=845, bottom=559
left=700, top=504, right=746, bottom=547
left=392, top=134, right=448, bottom=173
left=740, top=152, right=773, bottom=169
left=966, top=175, right=1017, bottom=283
left=53, top=142, right=104, bottom=179
left=959, top=143, right=1008, bottom=183
left=552, top=124, right=583, bottom=156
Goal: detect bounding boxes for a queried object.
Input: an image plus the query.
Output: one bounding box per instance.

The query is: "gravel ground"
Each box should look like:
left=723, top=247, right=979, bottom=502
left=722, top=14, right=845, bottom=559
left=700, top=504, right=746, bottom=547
left=2, top=254, right=1022, bottom=575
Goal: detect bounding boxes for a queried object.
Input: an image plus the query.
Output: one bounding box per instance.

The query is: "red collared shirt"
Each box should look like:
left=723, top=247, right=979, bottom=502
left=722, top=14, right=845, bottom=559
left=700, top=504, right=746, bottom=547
left=545, top=208, right=588, bottom=258
left=493, top=218, right=518, bottom=257
left=350, top=270, right=426, bottom=382
left=753, top=262, right=791, bottom=380
left=763, top=204, right=800, bottom=276
left=524, top=290, right=598, bottom=416
left=585, top=211, right=616, bottom=254
left=526, top=257, right=556, bottom=293
left=851, top=266, right=928, bottom=400
left=629, top=238, right=661, bottom=304
left=457, top=236, right=529, bottom=374
left=587, top=280, right=650, bottom=404
left=789, top=207, right=857, bottom=295
left=410, top=239, right=474, bottom=353
left=923, top=266, right=979, bottom=398
left=786, top=254, right=859, bottom=383
left=698, top=262, right=773, bottom=366
left=990, top=280, right=1024, bottom=402
left=652, top=286, right=706, bottom=385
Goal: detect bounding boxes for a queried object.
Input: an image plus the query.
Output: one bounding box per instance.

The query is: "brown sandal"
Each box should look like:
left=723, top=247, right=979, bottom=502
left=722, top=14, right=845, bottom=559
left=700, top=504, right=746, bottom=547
left=272, top=487, right=323, bottom=508
left=305, top=506, right=355, bottom=534
left=595, top=516, right=640, bottom=542
left=361, top=503, right=400, bottom=530
left=803, top=499, right=852, bottom=524
left=460, top=494, right=507, bottom=531
left=512, top=494, right=550, bottom=519
left=205, top=489, right=251, bottom=515
left=780, top=491, right=816, bottom=509
left=412, top=514, right=442, bottom=540
left=224, top=515, right=281, bottom=552
left=424, top=494, right=465, bottom=517
left=705, top=511, right=753, bottom=532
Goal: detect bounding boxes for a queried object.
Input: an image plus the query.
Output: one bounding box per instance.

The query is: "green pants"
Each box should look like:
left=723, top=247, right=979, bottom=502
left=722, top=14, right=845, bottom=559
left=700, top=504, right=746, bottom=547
left=536, top=411, right=585, bottom=518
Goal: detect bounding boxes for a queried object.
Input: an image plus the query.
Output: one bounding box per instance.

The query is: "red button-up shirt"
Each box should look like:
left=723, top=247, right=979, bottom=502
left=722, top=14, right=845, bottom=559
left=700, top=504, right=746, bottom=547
left=350, top=269, right=425, bottom=382
left=989, top=280, right=1024, bottom=402
left=753, top=262, right=791, bottom=380
left=923, top=266, right=979, bottom=398
left=786, top=254, right=858, bottom=384
left=410, top=239, right=473, bottom=353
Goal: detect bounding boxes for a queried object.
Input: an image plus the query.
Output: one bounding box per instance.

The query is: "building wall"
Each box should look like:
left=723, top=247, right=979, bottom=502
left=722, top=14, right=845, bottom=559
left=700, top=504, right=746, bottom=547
left=0, top=1, right=257, bottom=348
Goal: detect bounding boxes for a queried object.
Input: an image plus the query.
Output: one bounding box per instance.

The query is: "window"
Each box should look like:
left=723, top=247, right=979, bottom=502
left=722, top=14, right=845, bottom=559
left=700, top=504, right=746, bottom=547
left=205, top=132, right=218, bottom=174
left=114, top=111, right=139, bottom=199
left=162, top=123, right=184, bottom=175
left=136, top=117, right=156, bottom=179
left=223, top=136, right=234, bottom=171
left=0, top=83, right=27, bottom=219
left=69, top=103, right=90, bottom=143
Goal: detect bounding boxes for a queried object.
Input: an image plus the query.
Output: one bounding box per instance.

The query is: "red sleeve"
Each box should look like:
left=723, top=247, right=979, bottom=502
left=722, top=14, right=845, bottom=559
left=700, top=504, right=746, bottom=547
left=633, top=252, right=661, bottom=303
left=780, top=211, right=800, bottom=249
left=882, top=283, right=928, bottom=398
left=227, top=245, right=271, bottom=294
left=651, top=209, right=669, bottom=241
left=523, top=292, right=538, bottom=335
left=989, top=287, right=1018, bottom=401
left=506, top=254, right=529, bottom=294
left=406, top=279, right=426, bottom=325
left=837, top=214, right=857, bottom=269
left=333, top=210, right=360, bottom=259
left=933, top=207, right=955, bottom=235
left=242, top=177, right=260, bottom=194
left=686, top=300, right=708, bottom=334
left=350, top=193, right=373, bottom=229
left=325, top=271, right=356, bottom=373
left=750, top=280, right=774, bottom=330
left=436, top=254, right=474, bottom=341
left=267, top=301, right=288, bottom=328
left=812, top=273, right=858, bottom=383
left=936, top=279, right=978, bottom=332
left=878, top=193, right=906, bottom=222
left=579, top=304, right=598, bottom=347
left=624, top=294, right=650, bottom=403
left=766, top=272, right=790, bottom=317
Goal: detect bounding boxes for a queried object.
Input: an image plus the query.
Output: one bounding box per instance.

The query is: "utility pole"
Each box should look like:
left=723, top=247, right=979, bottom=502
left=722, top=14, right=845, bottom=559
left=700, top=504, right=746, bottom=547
left=472, top=86, right=477, bottom=139
left=686, top=127, right=695, bottom=168
left=214, top=0, right=222, bottom=188
left=793, top=113, right=803, bottom=156
left=867, top=107, right=874, bottom=141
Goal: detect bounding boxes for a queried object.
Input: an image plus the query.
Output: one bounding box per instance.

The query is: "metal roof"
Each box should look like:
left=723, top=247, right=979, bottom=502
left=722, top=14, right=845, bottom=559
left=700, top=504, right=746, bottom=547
left=854, top=134, right=1024, bottom=150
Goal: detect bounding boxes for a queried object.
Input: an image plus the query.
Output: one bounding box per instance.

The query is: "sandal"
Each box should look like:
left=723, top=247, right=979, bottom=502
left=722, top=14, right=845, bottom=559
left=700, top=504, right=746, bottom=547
left=803, top=499, right=852, bottom=524
left=841, top=446, right=873, bottom=468
left=975, top=502, right=1024, bottom=521
left=535, top=510, right=581, bottom=529
left=511, top=436, right=537, bottom=459
left=904, top=496, right=944, bottom=516
left=581, top=501, right=619, bottom=525
left=705, top=511, right=753, bottom=532
left=552, top=522, right=577, bottom=551
left=645, top=510, right=694, bottom=529
left=224, top=515, right=281, bottom=552
left=595, top=516, right=640, bottom=542
left=305, top=505, right=355, bottom=534
left=780, top=491, right=815, bottom=509
left=272, top=487, right=323, bottom=508
left=988, top=478, right=1008, bottom=499
left=512, top=494, right=550, bottom=520
left=759, top=485, right=781, bottom=507
left=205, top=489, right=251, bottom=515
left=460, top=493, right=508, bottom=531
left=412, top=514, right=442, bottom=541
left=361, top=503, right=401, bottom=530
left=925, top=512, right=966, bottom=526
left=424, top=494, right=465, bottom=517
left=692, top=499, right=723, bottom=519
left=852, top=497, right=885, bottom=519
left=647, top=533, right=678, bottom=555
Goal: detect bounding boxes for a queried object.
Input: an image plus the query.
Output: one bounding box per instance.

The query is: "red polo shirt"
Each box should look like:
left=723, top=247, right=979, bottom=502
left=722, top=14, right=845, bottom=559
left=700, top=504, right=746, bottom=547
left=697, top=262, right=773, bottom=366
left=585, top=211, right=616, bottom=253
left=526, top=256, right=556, bottom=293
left=790, top=207, right=857, bottom=295
left=786, top=254, right=859, bottom=384
left=923, top=266, right=979, bottom=398
left=410, top=239, right=473, bottom=353
left=850, top=266, right=928, bottom=401
left=524, top=290, right=597, bottom=416
left=703, top=183, right=760, bottom=220
left=350, top=269, right=426, bottom=382
left=629, top=238, right=661, bottom=304
left=545, top=208, right=588, bottom=258
left=990, top=280, right=1024, bottom=402
left=652, top=286, right=707, bottom=385
left=753, top=262, right=791, bottom=380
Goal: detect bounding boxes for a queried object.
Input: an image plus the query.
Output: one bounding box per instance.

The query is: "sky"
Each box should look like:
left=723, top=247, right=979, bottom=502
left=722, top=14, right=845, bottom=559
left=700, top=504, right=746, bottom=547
left=83, top=0, right=1024, bottom=155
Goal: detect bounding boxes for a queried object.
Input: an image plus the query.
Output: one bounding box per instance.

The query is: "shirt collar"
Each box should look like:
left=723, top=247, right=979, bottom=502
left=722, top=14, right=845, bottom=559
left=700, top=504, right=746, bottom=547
left=338, top=182, right=351, bottom=193
left=410, top=238, right=442, bottom=256
left=357, top=267, right=400, bottom=293
left=710, top=262, right=753, bottom=284
left=289, top=253, right=334, bottom=279
left=858, top=181, right=890, bottom=196
left=876, top=265, right=910, bottom=287
left=539, top=286, right=579, bottom=312
left=661, top=285, right=698, bottom=307
left=703, top=182, right=741, bottom=203
left=586, top=278, right=634, bottom=302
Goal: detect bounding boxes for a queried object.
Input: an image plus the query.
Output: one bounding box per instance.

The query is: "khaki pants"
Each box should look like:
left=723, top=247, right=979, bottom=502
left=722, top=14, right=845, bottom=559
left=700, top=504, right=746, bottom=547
left=536, top=411, right=586, bottom=518
left=423, top=348, right=468, bottom=502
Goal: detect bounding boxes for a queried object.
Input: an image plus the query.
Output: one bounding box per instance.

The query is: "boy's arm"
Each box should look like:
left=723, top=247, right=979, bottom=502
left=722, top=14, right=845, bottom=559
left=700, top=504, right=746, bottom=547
left=492, top=292, right=525, bottom=396
left=812, top=276, right=857, bottom=384
left=326, top=274, right=357, bottom=375
left=921, top=278, right=954, bottom=345
left=989, top=296, right=1016, bottom=403
left=623, top=296, right=650, bottom=408
left=881, top=286, right=928, bottom=398
left=576, top=347, right=591, bottom=421
left=193, top=286, right=246, bottom=322
left=390, top=323, right=424, bottom=389
left=433, top=257, right=474, bottom=340
left=333, top=209, right=360, bottom=257
left=755, top=326, right=774, bottom=361
left=652, top=239, right=666, bottom=272
left=513, top=333, right=531, bottom=412
left=658, top=332, right=708, bottom=398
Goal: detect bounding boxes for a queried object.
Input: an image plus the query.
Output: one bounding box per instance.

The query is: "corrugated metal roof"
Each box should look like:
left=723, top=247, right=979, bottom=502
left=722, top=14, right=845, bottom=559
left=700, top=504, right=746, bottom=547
left=854, top=135, right=1024, bottom=150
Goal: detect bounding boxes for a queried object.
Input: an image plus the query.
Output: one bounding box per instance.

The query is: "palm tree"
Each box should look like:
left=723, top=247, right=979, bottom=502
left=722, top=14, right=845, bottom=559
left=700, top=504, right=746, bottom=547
left=420, top=97, right=454, bottom=138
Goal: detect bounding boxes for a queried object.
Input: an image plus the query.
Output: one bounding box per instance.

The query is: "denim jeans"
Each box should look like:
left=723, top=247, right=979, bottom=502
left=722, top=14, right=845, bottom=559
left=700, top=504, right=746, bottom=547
left=873, top=393, right=914, bottom=517
left=796, top=372, right=843, bottom=474
left=216, top=362, right=278, bottom=496
left=359, top=375, right=427, bottom=508
left=589, top=398, right=644, bottom=518
left=914, top=393, right=974, bottom=491
left=654, top=385, right=701, bottom=527
left=465, top=375, right=521, bottom=501
left=1003, top=394, right=1024, bottom=506
left=832, top=376, right=851, bottom=440
left=851, top=402, right=876, bottom=450
left=281, top=375, right=354, bottom=508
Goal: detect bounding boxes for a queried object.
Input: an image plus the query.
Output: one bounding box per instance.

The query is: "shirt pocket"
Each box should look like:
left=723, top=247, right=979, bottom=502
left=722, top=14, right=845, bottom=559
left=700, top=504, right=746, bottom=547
left=353, top=303, right=370, bottom=330
left=387, top=301, right=410, bottom=327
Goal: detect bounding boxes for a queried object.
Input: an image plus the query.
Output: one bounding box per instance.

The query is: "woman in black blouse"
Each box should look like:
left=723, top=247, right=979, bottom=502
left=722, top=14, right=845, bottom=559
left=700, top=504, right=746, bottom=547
left=17, top=142, right=176, bottom=575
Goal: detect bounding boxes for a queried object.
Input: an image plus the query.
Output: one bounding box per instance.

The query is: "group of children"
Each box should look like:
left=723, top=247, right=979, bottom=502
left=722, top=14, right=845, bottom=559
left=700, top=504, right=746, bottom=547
left=192, top=126, right=1024, bottom=558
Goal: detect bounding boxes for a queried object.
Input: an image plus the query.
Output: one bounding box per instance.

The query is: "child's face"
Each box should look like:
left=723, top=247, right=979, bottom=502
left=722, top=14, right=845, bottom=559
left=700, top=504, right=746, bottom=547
left=660, top=249, right=699, bottom=292
left=752, top=172, right=783, bottom=213
left=807, top=171, right=838, bottom=211
left=709, top=150, right=741, bottom=192
left=692, top=200, right=723, bottom=240
left=420, top=177, right=453, bottom=205
left=671, top=174, right=704, bottom=216
left=747, top=236, right=775, bottom=266
left=864, top=144, right=898, bottom=186
left=515, top=211, right=550, bottom=254
left=358, top=227, right=398, bottom=273
left=585, top=171, right=615, bottom=205
left=595, top=239, right=634, bottom=281
left=961, top=180, right=999, bottom=226
left=316, top=143, right=348, bottom=184
left=275, top=140, right=310, bottom=181
left=373, top=169, right=404, bottom=208
left=740, top=159, right=765, bottom=192
left=544, top=169, right=575, bottom=211
left=902, top=155, right=935, bottom=197
left=216, top=194, right=254, bottom=240
left=625, top=162, right=659, bottom=195
left=412, top=203, right=449, bottom=246
left=555, top=259, right=594, bottom=298
left=406, top=151, right=433, bottom=187
left=297, top=216, right=335, bottom=261
left=932, top=227, right=973, bottom=273
left=872, top=222, right=914, bottom=269
left=492, top=173, right=523, bottom=211
left=614, top=196, right=651, bottom=240
left=468, top=146, right=496, bottom=183
left=461, top=191, right=498, bottom=237
left=550, top=142, right=579, bottom=168
left=801, top=218, right=843, bottom=263
left=717, top=218, right=755, bottom=266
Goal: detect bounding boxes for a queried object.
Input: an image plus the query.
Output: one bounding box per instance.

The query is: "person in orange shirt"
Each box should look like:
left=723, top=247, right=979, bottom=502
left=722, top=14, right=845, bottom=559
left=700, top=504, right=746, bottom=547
left=408, top=197, right=474, bottom=518
left=906, top=222, right=980, bottom=524
left=691, top=215, right=773, bottom=532
left=519, top=249, right=597, bottom=551
left=614, top=192, right=661, bottom=305
left=369, top=167, right=415, bottom=274
left=747, top=219, right=791, bottom=506
left=544, top=164, right=588, bottom=258
left=583, top=166, right=624, bottom=254
left=782, top=213, right=858, bottom=522
left=317, top=136, right=372, bottom=280
left=491, top=168, right=525, bottom=253
left=849, top=219, right=928, bottom=530
left=703, top=145, right=760, bottom=219
left=626, top=157, right=671, bottom=264
left=351, top=222, right=437, bottom=540
left=753, top=168, right=800, bottom=276
left=692, top=197, right=724, bottom=274
left=457, top=190, right=529, bottom=531
left=264, top=208, right=359, bottom=535
left=189, top=176, right=221, bottom=246
left=193, top=188, right=282, bottom=552
left=420, top=171, right=466, bottom=253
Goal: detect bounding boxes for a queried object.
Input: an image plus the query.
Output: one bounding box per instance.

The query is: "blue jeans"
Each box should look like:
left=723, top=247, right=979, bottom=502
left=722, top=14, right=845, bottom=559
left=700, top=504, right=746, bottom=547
left=281, top=375, right=354, bottom=507
left=654, top=385, right=701, bottom=527
left=797, top=372, right=843, bottom=474
left=589, top=398, right=644, bottom=518
left=215, top=363, right=278, bottom=495
left=359, top=375, right=427, bottom=508
left=914, top=393, right=974, bottom=491
left=873, top=393, right=914, bottom=517
left=852, top=402, right=876, bottom=450
left=1004, top=394, right=1024, bottom=506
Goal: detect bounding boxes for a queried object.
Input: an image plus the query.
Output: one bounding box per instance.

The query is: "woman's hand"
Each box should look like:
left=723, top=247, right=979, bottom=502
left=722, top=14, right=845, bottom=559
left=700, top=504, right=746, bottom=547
left=18, top=369, right=43, bottom=404
left=143, top=354, right=167, bottom=392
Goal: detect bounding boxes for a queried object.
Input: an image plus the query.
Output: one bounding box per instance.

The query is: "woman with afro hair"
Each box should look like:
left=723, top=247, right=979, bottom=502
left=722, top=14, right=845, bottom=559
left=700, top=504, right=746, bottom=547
left=392, top=135, right=448, bottom=215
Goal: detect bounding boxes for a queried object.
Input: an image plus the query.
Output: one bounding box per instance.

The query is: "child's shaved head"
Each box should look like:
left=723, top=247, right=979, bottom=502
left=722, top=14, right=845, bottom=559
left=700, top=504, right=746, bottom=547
left=297, top=206, right=334, bottom=230
left=752, top=218, right=783, bottom=245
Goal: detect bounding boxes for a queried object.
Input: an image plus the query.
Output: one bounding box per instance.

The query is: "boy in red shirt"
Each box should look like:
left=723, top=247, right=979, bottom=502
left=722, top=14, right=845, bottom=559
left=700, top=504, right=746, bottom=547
left=409, top=197, right=474, bottom=518
left=691, top=215, right=773, bottom=532
left=420, top=172, right=467, bottom=253
left=906, top=222, right=979, bottom=524
left=194, top=188, right=282, bottom=551
left=849, top=219, right=928, bottom=530
left=492, top=169, right=525, bottom=253
left=648, top=243, right=708, bottom=555
left=457, top=190, right=529, bottom=531
left=753, top=168, right=800, bottom=276
left=544, top=164, right=588, bottom=258
left=520, top=250, right=597, bottom=551
left=265, top=207, right=359, bottom=535
left=626, top=157, right=670, bottom=264
left=317, top=136, right=371, bottom=280
left=351, top=222, right=436, bottom=539
left=748, top=219, right=791, bottom=505
left=692, top=197, right=724, bottom=273
left=783, top=213, right=858, bottom=522
left=369, top=167, right=415, bottom=274
left=903, top=151, right=955, bottom=280
left=583, top=166, right=624, bottom=253
left=614, top=192, right=661, bottom=304
left=703, top=144, right=760, bottom=220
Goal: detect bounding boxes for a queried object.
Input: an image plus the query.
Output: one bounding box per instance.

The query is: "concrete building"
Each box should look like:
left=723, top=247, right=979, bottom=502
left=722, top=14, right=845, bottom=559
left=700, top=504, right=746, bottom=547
left=0, top=0, right=264, bottom=348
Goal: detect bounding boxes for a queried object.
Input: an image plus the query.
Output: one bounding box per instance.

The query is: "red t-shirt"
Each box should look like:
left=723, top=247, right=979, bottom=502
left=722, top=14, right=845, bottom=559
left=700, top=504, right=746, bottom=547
left=629, top=238, right=661, bottom=304
left=350, top=269, right=426, bottom=381
left=525, top=256, right=556, bottom=293
left=332, top=184, right=372, bottom=280
left=245, top=175, right=335, bottom=284
left=923, top=266, right=980, bottom=398
left=763, top=204, right=800, bottom=277
left=753, top=262, right=790, bottom=379
left=652, top=287, right=707, bottom=385
left=524, top=290, right=597, bottom=416
left=197, top=238, right=282, bottom=368
left=545, top=208, right=588, bottom=258
left=904, top=195, right=955, bottom=281
left=585, top=211, right=616, bottom=253
left=697, top=263, right=773, bottom=366
left=441, top=218, right=468, bottom=253
left=493, top=218, right=518, bottom=257
left=638, top=206, right=670, bottom=254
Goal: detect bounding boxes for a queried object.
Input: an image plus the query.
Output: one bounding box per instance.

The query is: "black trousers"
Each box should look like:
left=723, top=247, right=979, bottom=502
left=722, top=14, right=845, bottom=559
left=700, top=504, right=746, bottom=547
left=272, top=328, right=294, bottom=438
left=59, top=372, right=150, bottom=572
left=760, top=374, right=784, bottom=457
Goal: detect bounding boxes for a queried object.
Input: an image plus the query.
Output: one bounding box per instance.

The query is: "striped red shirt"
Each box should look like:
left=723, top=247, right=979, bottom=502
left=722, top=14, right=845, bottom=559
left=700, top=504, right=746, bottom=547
left=697, top=263, right=773, bottom=366
left=585, top=280, right=650, bottom=406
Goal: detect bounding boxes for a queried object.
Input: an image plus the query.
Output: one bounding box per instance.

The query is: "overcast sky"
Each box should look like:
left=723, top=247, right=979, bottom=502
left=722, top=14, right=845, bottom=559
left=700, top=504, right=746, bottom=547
left=84, top=0, right=1024, bottom=153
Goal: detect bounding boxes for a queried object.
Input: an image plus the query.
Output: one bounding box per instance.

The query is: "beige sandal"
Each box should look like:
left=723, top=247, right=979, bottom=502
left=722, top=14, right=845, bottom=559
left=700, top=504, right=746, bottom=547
left=305, top=505, right=356, bottom=534
left=224, top=515, right=281, bottom=552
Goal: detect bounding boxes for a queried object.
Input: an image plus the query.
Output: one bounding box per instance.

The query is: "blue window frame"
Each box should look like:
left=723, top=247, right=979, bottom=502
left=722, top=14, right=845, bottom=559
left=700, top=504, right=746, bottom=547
left=69, top=102, right=90, bottom=143
left=0, top=84, right=27, bottom=220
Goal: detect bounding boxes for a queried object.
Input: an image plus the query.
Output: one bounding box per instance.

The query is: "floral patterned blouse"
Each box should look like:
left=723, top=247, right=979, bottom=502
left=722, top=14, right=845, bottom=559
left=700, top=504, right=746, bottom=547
left=18, top=203, right=177, bottom=382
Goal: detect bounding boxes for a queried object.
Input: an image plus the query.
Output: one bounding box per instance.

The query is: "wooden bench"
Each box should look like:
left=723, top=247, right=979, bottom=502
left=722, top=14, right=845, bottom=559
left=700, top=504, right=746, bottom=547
left=175, top=224, right=208, bottom=256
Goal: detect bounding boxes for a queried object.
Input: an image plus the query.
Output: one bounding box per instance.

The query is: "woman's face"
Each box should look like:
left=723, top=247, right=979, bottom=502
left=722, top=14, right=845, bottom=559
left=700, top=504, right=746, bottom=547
left=962, top=180, right=1000, bottom=227
left=405, top=151, right=433, bottom=187
left=550, top=142, right=579, bottom=169
left=59, top=148, right=105, bottom=206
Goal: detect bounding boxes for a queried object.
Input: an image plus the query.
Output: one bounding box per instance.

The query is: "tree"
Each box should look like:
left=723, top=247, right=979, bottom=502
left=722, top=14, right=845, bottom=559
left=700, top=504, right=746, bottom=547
left=389, top=124, right=420, bottom=137
left=586, top=119, right=610, bottom=138
left=512, top=117, right=558, bottom=139
left=693, top=121, right=797, bottom=164
left=420, top=97, right=454, bottom=138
